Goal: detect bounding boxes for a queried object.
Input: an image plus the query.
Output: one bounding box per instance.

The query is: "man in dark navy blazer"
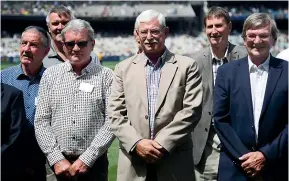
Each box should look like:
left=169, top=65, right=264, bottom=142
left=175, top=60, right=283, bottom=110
left=214, top=13, right=288, bottom=181
left=1, top=83, right=26, bottom=180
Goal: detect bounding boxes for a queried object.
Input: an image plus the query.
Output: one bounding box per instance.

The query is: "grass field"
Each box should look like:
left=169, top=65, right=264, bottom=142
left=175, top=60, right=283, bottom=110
left=1, top=61, right=120, bottom=181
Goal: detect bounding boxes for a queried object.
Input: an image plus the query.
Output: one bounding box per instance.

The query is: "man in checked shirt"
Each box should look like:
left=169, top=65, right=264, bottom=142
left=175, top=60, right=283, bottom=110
left=34, top=19, right=114, bottom=181
left=190, top=6, right=247, bottom=181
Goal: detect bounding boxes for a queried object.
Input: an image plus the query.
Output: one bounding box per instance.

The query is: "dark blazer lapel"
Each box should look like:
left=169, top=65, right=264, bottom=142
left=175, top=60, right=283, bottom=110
left=155, top=51, right=177, bottom=115
left=202, top=48, right=213, bottom=94
left=133, top=54, right=148, bottom=113
left=259, top=56, right=283, bottom=120
left=239, top=57, right=254, bottom=119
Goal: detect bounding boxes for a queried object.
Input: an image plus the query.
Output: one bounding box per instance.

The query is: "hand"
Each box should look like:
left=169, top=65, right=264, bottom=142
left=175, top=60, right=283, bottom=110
left=69, top=159, right=89, bottom=177
left=239, top=151, right=266, bottom=177
left=54, top=159, right=72, bottom=178
left=135, top=139, right=164, bottom=163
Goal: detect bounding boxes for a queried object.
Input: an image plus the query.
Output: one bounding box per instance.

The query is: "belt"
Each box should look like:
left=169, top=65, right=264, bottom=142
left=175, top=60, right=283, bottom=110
left=62, top=153, right=80, bottom=161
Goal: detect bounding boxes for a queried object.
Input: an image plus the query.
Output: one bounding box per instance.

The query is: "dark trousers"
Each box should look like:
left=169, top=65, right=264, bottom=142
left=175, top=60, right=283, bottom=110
left=2, top=164, right=46, bottom=181
left=146, top=164, right=158, bottom=181
left=55, top=153, right=108, bottom=181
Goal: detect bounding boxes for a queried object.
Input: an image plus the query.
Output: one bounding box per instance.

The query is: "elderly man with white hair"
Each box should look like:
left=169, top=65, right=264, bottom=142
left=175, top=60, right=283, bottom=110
left=108, top=9, right=203, bottom=181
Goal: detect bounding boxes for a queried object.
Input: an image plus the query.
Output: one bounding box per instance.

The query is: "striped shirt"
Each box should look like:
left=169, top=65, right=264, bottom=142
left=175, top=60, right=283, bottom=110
left=34, top=60, right=115, bottom=167
left=145, top=50, right=167, bottom=139
left=211, top=44, right=229, bottom=85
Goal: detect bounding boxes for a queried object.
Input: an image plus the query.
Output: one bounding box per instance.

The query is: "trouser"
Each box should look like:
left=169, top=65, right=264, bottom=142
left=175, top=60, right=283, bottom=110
left=194, top=128, right=220, bottom=181
left=146, top=163, right=158, bottom=181
left=53, top=152, right=108, bottom=181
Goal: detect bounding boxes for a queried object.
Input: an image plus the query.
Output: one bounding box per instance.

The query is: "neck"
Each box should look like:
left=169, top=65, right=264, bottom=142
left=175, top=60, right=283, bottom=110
left=145, top=48, right=165, bottom=65
left=72, top=59, right=91, bottom=76
left=249, top=54, right=269, bottom=67
left=21, top=63, right=42, bottom=77
left=211, top=45, right=227, bottom=59
left=53, top=40, right=67, bottom=61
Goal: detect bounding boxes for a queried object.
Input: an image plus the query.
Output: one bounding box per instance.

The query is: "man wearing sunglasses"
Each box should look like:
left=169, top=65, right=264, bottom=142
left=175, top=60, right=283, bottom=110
left=35, top=19, right=114, bottom=181
left=43, top=5, right=99, bottom=68
left=214, top=13, right=288, bottom=181
left=1, top=26, right=50, bottom=181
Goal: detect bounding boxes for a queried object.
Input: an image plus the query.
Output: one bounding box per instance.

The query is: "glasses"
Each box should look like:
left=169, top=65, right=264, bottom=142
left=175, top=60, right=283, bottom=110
left=137, top=27, right=164, bottom=37
left=245, top=34, right=271, bottom=41
left=64, top=41, right=89, bottom=48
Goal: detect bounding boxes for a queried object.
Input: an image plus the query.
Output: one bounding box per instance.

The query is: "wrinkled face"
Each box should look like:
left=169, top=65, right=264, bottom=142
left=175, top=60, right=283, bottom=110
left=244, top=24, right=274, bottom=60
left=48, top=12, right=71, bottom=42
left=63, top=29, right=95, bottom=65
left=20, top=30, right=49, bottom=66
left=205, top=16, right=232, bottom=48
left=137, top=18, right=168, bottom=55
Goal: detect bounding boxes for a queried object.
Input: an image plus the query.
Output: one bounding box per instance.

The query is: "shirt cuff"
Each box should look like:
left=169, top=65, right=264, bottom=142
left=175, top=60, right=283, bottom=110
left=47, top=151, right=66, bottom=166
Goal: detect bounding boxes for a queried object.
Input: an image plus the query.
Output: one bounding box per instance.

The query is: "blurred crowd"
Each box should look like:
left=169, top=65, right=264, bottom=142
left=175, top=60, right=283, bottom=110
left=1, top=32, right=288, bottom=63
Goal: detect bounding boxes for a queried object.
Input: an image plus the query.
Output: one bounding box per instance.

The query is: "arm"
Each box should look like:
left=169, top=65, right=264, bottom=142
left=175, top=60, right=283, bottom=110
left=213, top=66, right=250, bottom=162
left=79, top=69, right=115, bottom=167
left=108, top=64, right=143, bottom=153
left=34, top=71, right=65, bottom=166
left=154, top=60, right=203, bottom=152
left=2, top=90, right=25, bottom=156
left=259, top=125, right=288, bottom=165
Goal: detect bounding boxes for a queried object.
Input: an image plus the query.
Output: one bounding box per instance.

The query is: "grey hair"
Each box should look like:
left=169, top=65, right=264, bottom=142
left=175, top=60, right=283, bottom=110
left=242, top=13, right=279, bottom=42
left=61, top=19, right=95, bottom=41
left=46, top=5, right=75, bottom=24
left=135, top=9, right=166, bottom=30
left=22, top=26, right=50, bottom=48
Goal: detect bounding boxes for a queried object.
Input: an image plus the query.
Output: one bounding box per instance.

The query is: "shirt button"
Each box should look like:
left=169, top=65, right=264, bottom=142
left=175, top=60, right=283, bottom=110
left=72, top=120, right=75, bottom=124
left=72, top=136, right=76, bottom=140
left=145, top=115, right=148, bottom=119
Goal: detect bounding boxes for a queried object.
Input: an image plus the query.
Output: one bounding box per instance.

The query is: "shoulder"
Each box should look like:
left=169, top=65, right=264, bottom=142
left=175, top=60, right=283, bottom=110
left=230, top=43, right=247, bottom=57
left=191, top=47, right=210, bottom=61
left=1, top=65, right=20, bottom=82
left=1, top=83, right=22, bottom=98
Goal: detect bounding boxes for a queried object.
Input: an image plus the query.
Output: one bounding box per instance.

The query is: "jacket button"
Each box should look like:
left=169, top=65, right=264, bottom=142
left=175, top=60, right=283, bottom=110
left=208, top=112, right=212, bottom=115
left=205, top=128, right=208, bottom=132
left=145, top=115, right=148, bottom=119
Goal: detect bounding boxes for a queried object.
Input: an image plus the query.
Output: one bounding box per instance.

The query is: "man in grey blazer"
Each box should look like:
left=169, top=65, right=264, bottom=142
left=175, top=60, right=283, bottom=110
left=109, top=9, right=203, bottom=181
left=191, top=7, right=247, bottom=181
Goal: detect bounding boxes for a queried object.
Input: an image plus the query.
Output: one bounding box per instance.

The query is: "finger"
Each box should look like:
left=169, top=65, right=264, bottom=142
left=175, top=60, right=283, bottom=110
left=151, top=141, right=163, bottom=150
left=239, top=153, right=251, bottom=161
left=150, top=148, right=164, bottom=158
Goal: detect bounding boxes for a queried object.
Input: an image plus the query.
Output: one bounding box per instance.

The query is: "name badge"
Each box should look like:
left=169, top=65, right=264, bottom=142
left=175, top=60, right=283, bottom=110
left=79, top=82, right=94, bottom=93
left=35, top=97, right=38, bottom=106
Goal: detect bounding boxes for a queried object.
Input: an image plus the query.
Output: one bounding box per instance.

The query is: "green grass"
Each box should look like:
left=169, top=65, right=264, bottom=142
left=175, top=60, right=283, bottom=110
left=1, top=61, right=120, bottom=181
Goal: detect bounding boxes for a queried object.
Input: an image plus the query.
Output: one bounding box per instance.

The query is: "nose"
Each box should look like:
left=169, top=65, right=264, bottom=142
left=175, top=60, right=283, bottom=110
left=23, top=43, right=31, bottom=52
left=146, top=31, right=153, bottom=40
left=212, top=26, right=218, bottom=34
left=254, top=35, right=262, bottom=43
left=57, top=23, right=64, bottom=30
left=72, top=44, right=80, bottom=51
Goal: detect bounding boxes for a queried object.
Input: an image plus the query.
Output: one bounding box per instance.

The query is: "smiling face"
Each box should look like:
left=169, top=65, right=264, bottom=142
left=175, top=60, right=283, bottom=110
left=48, top=12, right=71, bottom=42
left=20, top=30, right=49, bottom=66
left=244, top=24, right=274, bottom=61
left=205, top=16, right=232, bottom=48
left=63, top=29, right=95, bottom=66
left=137, top=18, right=168, bottom=56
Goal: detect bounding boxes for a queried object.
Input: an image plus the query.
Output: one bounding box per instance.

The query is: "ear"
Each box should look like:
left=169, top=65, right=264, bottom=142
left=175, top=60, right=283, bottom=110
left=91, top=40, right=95, bottom=51
left=228, top=22, right=232, bottom=33
left=164, top=27, right=169, bottom=38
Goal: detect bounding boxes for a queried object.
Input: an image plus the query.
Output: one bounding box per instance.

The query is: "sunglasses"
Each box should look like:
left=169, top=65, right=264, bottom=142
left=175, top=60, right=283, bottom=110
left=64, top=41, right=89, bottom=48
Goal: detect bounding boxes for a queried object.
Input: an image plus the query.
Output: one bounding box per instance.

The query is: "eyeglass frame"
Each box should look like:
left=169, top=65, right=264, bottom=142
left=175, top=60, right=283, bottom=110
left=136, top=26, right=166, bottom=38
left=63, top=40, right=92, bottom=48
left=244, top=33, right=272, bottom=41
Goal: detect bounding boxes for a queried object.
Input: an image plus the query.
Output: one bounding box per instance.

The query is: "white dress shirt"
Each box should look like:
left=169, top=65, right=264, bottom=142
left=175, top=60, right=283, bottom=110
left=248, top=55, right=270, bottom=141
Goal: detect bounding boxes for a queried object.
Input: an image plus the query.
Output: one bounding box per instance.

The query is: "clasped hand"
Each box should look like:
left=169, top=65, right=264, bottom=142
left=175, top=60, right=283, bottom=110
left=239, top=151, right=266, bottom=178
left=54, top=159, right=89, bottom=179
left=135, top=139, right=166, bottom=163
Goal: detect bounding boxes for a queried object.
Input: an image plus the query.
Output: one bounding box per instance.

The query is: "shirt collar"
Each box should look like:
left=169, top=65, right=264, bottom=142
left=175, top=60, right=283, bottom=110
left=16, top=64, right=46, bottom=79
left=248, top=54, right=270, bottom=72
left=210, top=43, right=229, bottom=61
left=144, top=48, right=168, bottom=67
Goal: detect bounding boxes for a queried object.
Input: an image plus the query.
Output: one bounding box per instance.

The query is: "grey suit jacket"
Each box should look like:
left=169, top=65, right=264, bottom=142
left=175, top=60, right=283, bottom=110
left=108, top=49, right=203, bottom=181
left=191, top=42, right=247, bottom=165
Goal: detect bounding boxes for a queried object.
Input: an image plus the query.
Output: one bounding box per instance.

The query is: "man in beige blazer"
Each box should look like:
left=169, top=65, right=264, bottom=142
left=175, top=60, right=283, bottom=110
left=108, top=9, right=203, bottom=181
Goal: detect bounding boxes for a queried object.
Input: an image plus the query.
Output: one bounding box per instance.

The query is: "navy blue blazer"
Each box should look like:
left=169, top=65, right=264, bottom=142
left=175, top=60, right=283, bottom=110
left=1, top=83, right=26, bottom=177
left=214, top=56, right=288, bottom=181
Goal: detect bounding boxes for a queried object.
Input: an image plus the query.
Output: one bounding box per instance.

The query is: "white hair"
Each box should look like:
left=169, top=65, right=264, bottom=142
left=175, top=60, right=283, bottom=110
left=61, top=19, right=95, bottom=41
left=135, top=9, right=166, bottom=30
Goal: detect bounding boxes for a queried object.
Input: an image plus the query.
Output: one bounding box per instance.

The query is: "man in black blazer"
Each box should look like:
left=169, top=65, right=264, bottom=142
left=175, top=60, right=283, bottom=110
left=1, top=83, right=26, bottom=180
left=214, top=13, right=288, bottom=181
